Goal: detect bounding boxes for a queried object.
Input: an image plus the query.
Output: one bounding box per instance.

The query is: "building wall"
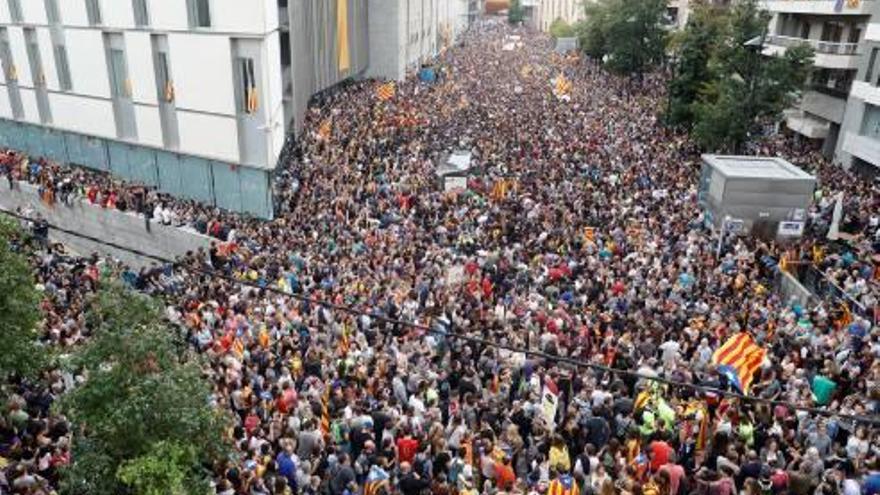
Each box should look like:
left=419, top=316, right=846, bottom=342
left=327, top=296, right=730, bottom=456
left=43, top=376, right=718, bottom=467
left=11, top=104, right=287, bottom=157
left=0, top=0, right=283, bottom=216
left=288, top=0, right=370, bottom=136
left=837, top=23, right=880, bottom=169
left=535, top=0, right=585, bottom=32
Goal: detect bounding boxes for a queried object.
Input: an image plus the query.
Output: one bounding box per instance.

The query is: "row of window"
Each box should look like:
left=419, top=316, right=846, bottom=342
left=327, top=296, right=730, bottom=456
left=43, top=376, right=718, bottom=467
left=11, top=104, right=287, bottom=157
left=6, top=0, right=211, bottom=29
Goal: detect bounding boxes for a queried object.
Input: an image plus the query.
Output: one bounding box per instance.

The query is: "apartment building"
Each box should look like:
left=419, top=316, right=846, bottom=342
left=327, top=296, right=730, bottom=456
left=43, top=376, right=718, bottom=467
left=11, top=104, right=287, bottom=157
left=531, top=0, right=585, bottom=32
left=837, top=17, right=880, bottom=173
left=0, top=0, right=473, bottom=218
left=762, top=0, right=873, bottom=157
left=0, top=0, right=283, bottom=217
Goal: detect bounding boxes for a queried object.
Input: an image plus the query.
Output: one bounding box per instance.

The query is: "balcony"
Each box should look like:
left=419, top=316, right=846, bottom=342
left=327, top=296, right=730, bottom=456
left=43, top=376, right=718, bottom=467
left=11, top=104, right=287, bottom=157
left=762, top=0, right=875, bottom=15
left=800, top=89, right=847, bottom=123
left=841, top=132, right=880, bottom=166
left=764, top=35, right=861, bottom=69
left=784, top=109, right=831, bottom=139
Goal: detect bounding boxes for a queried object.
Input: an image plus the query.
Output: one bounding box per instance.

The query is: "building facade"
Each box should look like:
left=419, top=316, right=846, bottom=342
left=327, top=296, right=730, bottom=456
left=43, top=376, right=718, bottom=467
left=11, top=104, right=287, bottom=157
left=0, top=0, right=473, bottom=217
left=365, top=0, right=471, bottom=83
left=837, top=18, right=880, bottom=174
left=762, top=0, right=872, bottom=157
left=532, top=0, right=585, bottom=32
left=0, top=0, right=283, bottom=217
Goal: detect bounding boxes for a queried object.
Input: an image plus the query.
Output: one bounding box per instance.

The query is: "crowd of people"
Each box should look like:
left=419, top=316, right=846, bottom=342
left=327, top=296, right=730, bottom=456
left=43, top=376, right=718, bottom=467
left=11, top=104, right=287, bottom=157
left=3, top=21, right=880, bottom=495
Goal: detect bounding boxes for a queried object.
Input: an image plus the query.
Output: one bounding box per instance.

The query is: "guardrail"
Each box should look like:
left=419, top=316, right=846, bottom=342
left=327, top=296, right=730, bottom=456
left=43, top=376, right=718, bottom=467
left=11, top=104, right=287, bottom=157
left=766, top=34, right=860, bottom=55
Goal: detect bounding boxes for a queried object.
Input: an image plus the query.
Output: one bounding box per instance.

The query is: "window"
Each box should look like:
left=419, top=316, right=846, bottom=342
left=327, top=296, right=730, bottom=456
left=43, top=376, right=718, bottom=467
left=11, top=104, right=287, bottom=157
left=132, top=0, right=149, bottom=26
left=155, top=51, right=172, bottom=101
left=108, top=48, right=129, bottom=98
left=236, top=57, right=257, bottom=113
left=861, top=104, right=880, bottom=139
left=7, top=0, right=22, bottom=22
left=44, top=0, right=60, bottom=23
left=187, top=0, right=211, bottom=28
left=54, top=44, right=71, bottom=90
left=85, top=0, right=102, bottom=25
left=866, top=48, right=878, bottom=84
left=25, top=30, right=44, bottom=86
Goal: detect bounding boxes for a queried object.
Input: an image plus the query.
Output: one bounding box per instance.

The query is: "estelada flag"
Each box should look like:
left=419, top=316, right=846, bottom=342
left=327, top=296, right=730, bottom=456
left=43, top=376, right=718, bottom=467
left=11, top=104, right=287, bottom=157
left=712, top=332, right=766, bottom=394
left=376, top=81, right=396, bottom=101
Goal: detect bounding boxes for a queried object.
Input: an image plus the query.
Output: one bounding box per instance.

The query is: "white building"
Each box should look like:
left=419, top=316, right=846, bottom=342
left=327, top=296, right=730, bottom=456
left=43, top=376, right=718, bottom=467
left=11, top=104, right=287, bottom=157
left=0, top=0, right=474, bottom=217
left=366, top=0, right=471, bottom=82
left=837, top=17, right=880, bottom=173
left=531, top=0, right=585, bottom=32
left=0, top=0, right=283, bottom=216
left=761, top=0, right=872, bottom=157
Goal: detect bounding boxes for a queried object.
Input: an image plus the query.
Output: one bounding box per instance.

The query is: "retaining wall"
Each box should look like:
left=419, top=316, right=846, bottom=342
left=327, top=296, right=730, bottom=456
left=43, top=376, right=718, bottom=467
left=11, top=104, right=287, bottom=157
left=1, top=181, right=212, bottom=268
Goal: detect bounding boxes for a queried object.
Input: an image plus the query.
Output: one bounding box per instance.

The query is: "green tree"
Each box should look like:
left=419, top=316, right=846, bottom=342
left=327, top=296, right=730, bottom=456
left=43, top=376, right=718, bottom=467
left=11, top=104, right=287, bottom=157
left=575, top=4, right=609, bottom=59
left=508, top=0, right=525, bottom=24
left=0, top=217, right=44, bottom=383
left=58, top=281, right=229, bottom=495
left=665, top=3, right=727, bottom=127
left=692, top=0, right=813, bottom=151
left=576, top=0, right=667, bottom=75
left=549, top=18, right=575, bottom=38
left=603, top=0, right=667, bottom=75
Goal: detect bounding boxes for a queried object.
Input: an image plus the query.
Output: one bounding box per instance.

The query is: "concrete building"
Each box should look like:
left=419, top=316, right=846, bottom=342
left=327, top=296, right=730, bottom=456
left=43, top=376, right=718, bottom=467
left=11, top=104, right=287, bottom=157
left=0, top=0, right=284, bottom=217
left=532, top=0, right=585, bottom=32
left=762, top=0, right=873, bottom=157
left=0, top=0, right=473, bottom=218
left=836, top=15, right=880, bottom=173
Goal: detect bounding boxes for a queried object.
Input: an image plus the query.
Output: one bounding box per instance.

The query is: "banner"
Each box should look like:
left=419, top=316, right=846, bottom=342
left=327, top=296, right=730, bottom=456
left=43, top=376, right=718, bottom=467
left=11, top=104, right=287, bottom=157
left=541, top=382, right=559, bottom=430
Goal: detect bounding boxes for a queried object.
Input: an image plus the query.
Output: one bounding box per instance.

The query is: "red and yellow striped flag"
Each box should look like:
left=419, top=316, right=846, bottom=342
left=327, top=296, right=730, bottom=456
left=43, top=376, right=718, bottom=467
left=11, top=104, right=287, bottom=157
left=712, top=332, right=766, bottom=394
left=553, top=73, right=572, bottom=99
left=338, top=325, right=350, bottom=357
left=376, top=81, right=396, bottom=101
left=318, top=118, right=332, bottom=140
left=320, top=386, right=331, bottom=439
left=835, top=302, right=853, bottom=330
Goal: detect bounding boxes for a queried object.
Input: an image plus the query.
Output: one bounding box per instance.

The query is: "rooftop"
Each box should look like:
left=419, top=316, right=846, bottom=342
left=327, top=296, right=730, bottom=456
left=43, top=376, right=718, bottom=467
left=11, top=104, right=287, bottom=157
left=702, top=154, right=816, bottom=181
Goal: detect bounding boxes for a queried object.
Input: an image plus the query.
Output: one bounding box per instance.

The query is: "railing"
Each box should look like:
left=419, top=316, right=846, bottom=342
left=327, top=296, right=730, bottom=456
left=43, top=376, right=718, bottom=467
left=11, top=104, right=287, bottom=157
left=766, top=34, right=860, bottom=55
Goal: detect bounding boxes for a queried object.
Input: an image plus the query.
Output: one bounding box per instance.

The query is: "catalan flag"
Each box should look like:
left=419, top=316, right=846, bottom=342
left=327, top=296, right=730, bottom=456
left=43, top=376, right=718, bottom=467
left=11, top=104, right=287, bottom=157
left=364, top=466, right=390, bottom=495
left=712, top=332, right=766, bottom=394
left=376, top=81, right=396, bottom=101
left=835, top=302, right=853, bottom=330
left=318, top=118, right=332, bottom=140
left=683, top=400, right=709, bottom=451
left=338, top=324, right=350, bottom=357
left=547, top=474, right=579, bottom=495
left=553, top=73, right=572, bottom=100
left=320, top=386, right=331, bottom=439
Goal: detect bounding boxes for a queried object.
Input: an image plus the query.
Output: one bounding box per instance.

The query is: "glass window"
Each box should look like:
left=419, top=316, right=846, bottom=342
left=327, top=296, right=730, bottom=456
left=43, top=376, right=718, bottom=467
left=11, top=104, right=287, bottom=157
left=85, top=0, right=102, bottom=25
left=866, top=48, right=878, bottom=84
left=236, top=57, right=256, bottom=113
left=187, top=0, right=211, bottom=28
left=54, top=44, right=72, bottom=90
left=133, top=0, right=149, bottom=26
left=861, top=104, right=880, bottom=139
left=108, top=48, right=128, bottom=98
left=25, top=31, right=44, bottom=86
left=45, top=0, right=60, bottom=23
left=7, top=0, right=23, bottom=22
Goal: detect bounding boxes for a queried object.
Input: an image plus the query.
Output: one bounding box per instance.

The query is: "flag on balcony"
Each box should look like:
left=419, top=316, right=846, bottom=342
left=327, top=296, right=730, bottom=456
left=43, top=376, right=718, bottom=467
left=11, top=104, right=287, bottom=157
left=337, top=0, right=350, bottom=72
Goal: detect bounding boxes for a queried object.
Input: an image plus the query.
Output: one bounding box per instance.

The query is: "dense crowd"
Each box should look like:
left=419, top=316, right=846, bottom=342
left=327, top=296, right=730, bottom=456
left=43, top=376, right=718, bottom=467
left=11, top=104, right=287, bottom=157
left=3, top=22, right=880, bottom=495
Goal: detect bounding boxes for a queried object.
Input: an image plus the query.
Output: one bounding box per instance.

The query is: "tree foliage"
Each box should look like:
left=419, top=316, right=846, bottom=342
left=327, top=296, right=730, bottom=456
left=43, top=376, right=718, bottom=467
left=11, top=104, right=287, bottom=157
left=575, top=0, right=667, bottom=75
left=665, top=3, right=727, bottom=127
left=672, top=0, right=813, bottom=151
left=508, top=0, right=524, bottom=24
left=0, top=217, right=44, bottom=383
left=58, top=281, right=230, bottom=495
left=549, top=18, right=575, bottom=38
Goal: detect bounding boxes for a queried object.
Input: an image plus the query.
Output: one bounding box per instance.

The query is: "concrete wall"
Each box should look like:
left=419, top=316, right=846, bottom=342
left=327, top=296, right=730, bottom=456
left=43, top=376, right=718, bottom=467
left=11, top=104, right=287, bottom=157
left=0, top=181, right=212, bottom=269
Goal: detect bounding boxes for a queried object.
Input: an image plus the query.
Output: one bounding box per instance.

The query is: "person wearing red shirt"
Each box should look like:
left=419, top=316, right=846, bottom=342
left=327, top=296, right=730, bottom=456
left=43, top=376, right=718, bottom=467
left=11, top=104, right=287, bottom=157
left=396, top=433, right=419, bottom=465
left=649, top=440, right=674, bottom=473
